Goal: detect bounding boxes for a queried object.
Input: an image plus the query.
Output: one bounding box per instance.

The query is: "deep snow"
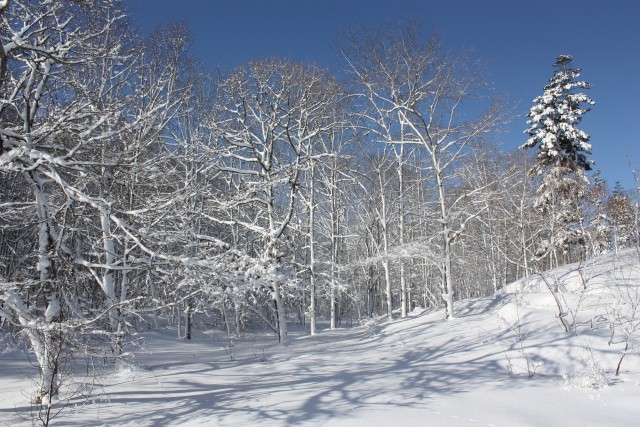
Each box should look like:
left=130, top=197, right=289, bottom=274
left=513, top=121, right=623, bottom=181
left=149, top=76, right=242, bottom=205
left=1, top=250, right=639, bottom=426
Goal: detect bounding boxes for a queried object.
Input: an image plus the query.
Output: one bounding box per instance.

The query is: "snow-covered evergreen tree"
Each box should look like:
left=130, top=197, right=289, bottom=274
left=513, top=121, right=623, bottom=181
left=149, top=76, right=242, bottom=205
left=521, top=55, right=595, bottom=264
left=522, top=55, right=594, bottom=176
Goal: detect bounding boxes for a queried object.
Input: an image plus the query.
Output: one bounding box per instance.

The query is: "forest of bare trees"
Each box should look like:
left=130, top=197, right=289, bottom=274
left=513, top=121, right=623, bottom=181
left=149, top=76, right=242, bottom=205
left=0, top=0, right=638, bottom=408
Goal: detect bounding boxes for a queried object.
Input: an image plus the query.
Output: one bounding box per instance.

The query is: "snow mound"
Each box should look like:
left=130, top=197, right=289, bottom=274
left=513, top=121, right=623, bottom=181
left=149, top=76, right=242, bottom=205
left=563, top=357, right=610, bottom=390
left=503, top=249, right=640, bottom=294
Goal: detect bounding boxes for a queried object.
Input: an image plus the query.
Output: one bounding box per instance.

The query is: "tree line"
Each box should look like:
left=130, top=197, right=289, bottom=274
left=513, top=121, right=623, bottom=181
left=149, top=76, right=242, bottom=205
left=0, top=0, right=638, bottom=406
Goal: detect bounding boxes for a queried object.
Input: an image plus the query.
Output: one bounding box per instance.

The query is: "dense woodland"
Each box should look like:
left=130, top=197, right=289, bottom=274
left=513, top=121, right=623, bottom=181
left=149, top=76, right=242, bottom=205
left=0, top=0, right=638, bottom=405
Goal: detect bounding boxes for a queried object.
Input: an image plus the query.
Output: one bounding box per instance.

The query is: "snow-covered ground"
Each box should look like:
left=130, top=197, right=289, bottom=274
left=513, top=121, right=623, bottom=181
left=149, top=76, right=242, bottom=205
left=1, top=250, right=639, bottom=426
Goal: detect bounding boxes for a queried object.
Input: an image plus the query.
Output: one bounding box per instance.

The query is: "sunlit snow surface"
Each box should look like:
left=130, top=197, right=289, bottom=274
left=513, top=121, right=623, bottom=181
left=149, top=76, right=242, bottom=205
left=1, top=250, right=639, bottom=426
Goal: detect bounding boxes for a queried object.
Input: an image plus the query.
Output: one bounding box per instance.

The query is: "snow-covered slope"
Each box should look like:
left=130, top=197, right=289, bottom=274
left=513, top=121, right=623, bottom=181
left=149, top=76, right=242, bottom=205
left=1, top=250, right=639, bottom=426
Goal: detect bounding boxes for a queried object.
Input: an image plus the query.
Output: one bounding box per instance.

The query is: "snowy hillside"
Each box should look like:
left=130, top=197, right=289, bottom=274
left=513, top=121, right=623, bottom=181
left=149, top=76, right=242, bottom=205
left=1, top=250, right=639, bottom=426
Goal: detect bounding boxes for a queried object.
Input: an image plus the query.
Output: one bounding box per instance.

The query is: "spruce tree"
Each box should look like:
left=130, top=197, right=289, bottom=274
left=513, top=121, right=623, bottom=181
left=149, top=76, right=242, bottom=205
left=521, top=55, right=595, bottom=263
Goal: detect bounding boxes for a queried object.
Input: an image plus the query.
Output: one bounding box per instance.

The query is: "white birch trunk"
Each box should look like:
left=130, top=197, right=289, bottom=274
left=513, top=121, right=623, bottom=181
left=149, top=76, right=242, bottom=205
left=382, top=260, right=393, bottom=320
left=99, top=205, right=121, bottom=356
left=30, top=172, right=61, bottom=401
left=397, top=143, right=407, bottom=318
left=330, top=165, right=339, bottom=330
left=436, top=168, right=455, bottom=320
left=308, top=168, right=317, bottom=336
left=378, top=169, right=394, bottom=321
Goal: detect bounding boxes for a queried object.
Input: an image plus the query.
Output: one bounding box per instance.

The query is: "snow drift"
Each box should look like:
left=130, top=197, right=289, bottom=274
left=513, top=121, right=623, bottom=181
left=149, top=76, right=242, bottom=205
left=0, top=249, right=639, bottom=426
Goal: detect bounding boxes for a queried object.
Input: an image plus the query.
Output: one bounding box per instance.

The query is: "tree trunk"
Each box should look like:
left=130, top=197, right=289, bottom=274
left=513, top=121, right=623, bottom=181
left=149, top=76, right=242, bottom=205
left=177, top=304, right=182, bottom=338
left=308, top=167, right=317, bottom=335
left=436, top=168, right=455, bottom=319
left=29, top=172, right=61, bottom=402
left=99, top=205, right=122, bottom=356
left=186, top=302, right=192, bottom=340
left=329, top=165, right=339, bottom=330
left=396, top=143, right=407, bottom=317
left=383, top=260, right=393, bottom=321
left=273, top=281, right=288, bottom=343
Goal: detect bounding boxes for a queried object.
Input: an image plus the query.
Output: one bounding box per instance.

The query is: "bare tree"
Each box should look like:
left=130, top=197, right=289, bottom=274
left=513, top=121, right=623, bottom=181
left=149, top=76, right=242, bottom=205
left=339, top=21, right=504, bottom=319
left=298, top=110, right=349, bottom=333
left=0, top=0, right=191, bottom=403
left=208, top=59, right=337, bottom=342
left=0, top=0, right=135, bottom=403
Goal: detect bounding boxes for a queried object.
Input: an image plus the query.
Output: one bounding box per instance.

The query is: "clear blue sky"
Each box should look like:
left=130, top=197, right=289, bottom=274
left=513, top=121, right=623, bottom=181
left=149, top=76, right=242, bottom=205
left=125, top=0, right=640, bottom=190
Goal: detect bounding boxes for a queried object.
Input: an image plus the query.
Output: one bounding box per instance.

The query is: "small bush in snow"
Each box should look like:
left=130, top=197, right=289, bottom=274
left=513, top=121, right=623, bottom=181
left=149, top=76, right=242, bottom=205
left=563, top=358, right=610, bottom=390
